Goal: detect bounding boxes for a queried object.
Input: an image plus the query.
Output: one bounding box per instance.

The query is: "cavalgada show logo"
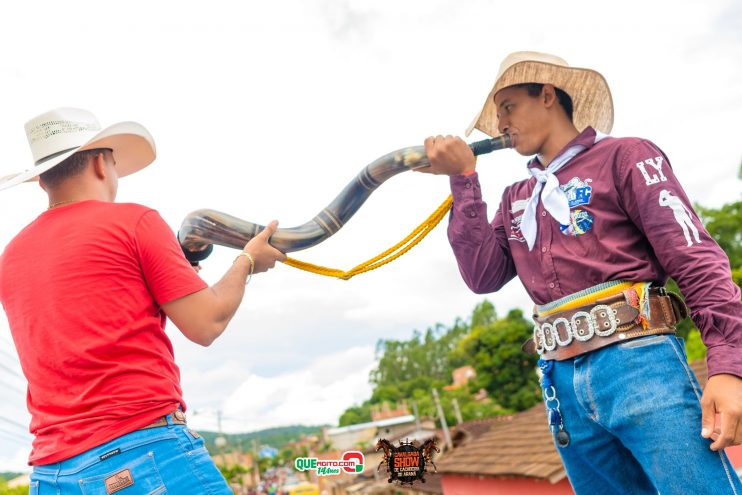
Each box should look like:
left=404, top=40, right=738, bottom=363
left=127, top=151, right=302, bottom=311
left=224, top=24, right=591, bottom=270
left=376, top=438, right=439, bottom=485
left=294, top=451, right=364, bottom=476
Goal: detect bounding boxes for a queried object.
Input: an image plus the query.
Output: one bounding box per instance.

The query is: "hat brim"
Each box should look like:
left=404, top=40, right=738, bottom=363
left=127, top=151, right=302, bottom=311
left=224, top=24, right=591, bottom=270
left=0, top=121, right=156, bottom=192
left=465, top=60, right=614, bottom=137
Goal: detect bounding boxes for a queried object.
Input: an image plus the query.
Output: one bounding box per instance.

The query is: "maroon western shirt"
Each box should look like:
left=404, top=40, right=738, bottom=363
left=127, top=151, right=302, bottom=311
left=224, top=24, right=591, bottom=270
left=448, top=127, right=741, bottom=378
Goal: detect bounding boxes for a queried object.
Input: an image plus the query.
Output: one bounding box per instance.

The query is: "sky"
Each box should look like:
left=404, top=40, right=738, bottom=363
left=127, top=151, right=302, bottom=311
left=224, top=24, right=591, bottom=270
left=0, top=0, right=741, bottom=472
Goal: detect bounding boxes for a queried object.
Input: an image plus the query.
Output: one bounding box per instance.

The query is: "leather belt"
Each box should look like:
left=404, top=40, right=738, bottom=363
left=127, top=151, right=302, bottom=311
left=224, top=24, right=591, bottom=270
left=523, top=289, right=688, bottom=361
left=139, top=409, right=187, bottom=430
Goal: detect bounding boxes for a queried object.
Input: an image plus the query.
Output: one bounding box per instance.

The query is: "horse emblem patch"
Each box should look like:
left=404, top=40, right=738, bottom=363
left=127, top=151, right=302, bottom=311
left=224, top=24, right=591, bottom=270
left=376, top=438, right=439, bottom=485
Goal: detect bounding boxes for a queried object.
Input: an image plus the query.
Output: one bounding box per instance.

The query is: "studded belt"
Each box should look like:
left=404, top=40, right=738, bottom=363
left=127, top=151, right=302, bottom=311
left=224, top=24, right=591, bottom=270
left=523, top=289, right=688, bottom=361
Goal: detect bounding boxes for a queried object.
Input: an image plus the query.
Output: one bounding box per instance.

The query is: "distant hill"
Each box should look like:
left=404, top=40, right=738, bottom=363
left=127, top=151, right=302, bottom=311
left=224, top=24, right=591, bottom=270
left=0, top=472, right=23, bottom=483
left=196, top=424, right=326, bottom=453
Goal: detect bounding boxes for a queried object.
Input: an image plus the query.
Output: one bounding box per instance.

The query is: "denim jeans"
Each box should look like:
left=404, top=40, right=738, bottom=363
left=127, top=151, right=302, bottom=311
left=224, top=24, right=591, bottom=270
left=548, top=334, right=742, bottom=494
left=30, top=415, right=232, bottom=494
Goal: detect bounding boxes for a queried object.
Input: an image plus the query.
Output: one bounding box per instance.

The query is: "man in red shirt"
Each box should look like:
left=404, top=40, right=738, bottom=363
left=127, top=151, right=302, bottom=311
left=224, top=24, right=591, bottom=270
left=418, top=52, right=742, bottom=493
left=0, top=107, right=286, bottom=494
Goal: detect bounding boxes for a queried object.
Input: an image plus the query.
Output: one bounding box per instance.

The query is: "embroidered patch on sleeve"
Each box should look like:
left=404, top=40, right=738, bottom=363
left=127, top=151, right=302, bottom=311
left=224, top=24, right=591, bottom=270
left=104, top=469, right=134, bottom=494
left=508, top=199, right=528, bottom=242
left=658, top=190, right=701, bottom=247
left=635, top=156, right=667, bottom=186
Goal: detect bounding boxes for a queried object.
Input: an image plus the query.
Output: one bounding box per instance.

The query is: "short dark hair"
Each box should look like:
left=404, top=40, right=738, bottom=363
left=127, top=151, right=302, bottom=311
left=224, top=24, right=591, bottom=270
left=512, top=83, right=574, bottom=122
left=39, top=148, right=111, bottom=188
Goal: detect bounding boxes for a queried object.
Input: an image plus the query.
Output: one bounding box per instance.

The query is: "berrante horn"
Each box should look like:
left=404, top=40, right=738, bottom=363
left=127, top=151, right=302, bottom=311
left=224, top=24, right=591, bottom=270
left=178, top=135, right=511, bottom=263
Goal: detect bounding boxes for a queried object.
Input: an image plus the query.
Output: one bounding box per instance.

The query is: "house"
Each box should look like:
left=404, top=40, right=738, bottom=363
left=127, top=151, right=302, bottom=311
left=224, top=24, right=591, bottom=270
left=325, top=415, right=418, bottom=451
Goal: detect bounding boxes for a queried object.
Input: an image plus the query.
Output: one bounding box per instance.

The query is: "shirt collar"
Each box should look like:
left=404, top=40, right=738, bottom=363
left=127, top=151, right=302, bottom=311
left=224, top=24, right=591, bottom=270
left=527, top=126, right=598, bottom=171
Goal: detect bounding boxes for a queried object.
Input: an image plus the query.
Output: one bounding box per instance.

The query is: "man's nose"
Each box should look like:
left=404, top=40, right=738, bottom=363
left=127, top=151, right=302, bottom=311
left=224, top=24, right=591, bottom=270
left=498, top=119, right=509, bottom=135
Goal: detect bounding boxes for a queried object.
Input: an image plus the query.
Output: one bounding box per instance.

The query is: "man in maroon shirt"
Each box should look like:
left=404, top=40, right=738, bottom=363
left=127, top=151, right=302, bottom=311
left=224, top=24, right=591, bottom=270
left=418, top=52, right=742, bottom=493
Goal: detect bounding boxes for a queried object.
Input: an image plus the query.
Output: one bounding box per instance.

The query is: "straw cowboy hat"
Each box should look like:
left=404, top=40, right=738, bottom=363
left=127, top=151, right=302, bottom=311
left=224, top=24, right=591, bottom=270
left=0, top=107, right=156, bottom=192
left=466, top=51, right=614, bottom=137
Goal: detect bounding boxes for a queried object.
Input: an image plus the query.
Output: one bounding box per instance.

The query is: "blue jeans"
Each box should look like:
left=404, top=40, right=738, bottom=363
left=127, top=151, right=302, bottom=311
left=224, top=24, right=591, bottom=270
left=30, top=415, right=232, bottom=494
left=547, top=335, right=741, bottom=494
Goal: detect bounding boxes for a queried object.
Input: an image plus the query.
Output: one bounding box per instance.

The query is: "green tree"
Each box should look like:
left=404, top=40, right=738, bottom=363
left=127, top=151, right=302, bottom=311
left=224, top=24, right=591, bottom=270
left=696, top=201, right=742, bottom=268
left=670, top=173, right=741, bottom=359
left=0, top=480, right=28, bottom=495
left=217, top=464, right=250, bottom=485
left=369, top=321, right=468, bottom=400
left=457, top=308, right=540, bottom=411
left=338, top=403, right=372, bottom=426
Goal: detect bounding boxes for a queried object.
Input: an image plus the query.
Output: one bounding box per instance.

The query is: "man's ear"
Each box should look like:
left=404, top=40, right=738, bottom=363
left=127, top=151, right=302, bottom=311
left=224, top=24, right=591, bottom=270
left=542, top=84, right=558, bottom=109
left=38, top=179, right=47, bottom=192
left=92, top=152, right=107, bottom=179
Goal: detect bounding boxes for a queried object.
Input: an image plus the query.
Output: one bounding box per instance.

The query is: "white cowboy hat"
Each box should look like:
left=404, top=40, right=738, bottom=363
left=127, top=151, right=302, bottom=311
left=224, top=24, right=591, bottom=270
left=0, top=107, right=156, bottom=192
left=466, top=51, right=614, bottom=137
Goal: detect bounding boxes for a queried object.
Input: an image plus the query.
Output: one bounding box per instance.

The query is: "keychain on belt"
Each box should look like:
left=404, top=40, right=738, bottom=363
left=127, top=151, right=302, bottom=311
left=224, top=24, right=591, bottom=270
left=539, top=359, right=570, bottom=447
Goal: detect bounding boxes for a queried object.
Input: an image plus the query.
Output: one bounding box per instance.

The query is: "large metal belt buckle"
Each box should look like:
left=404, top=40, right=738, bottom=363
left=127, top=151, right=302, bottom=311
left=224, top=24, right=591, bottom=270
left=533, top=304, right=618, bottom=354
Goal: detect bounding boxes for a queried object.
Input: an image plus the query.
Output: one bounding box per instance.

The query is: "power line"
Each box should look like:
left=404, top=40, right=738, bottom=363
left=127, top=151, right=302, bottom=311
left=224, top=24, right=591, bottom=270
left=0, top=415, right=28, bottom=433
left=0, top=427, right=30, bottom=445
left=0, top=360, right=23, bottom=379
left=0, top=346, right=20, bottom=362
left=0, top=377, right=25, bottom=396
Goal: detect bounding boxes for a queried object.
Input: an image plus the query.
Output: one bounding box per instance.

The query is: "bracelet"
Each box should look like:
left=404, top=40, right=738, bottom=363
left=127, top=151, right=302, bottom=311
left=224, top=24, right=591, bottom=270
left=234, top=251, right=255, bottom=285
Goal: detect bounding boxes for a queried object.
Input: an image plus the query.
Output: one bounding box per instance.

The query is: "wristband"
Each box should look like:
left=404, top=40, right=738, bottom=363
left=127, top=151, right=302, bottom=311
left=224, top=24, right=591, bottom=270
left=234, top=251, right=255, bottom=285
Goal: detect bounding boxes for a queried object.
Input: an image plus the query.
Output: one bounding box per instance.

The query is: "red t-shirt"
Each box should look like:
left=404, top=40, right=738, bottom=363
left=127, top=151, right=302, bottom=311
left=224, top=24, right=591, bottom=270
left=0, top=200, right=207, bottom=465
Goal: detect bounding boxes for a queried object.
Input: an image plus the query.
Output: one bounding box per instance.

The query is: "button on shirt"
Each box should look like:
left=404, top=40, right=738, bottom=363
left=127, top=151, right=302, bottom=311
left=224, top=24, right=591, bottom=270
left=447, top=127, right=741, bottom=378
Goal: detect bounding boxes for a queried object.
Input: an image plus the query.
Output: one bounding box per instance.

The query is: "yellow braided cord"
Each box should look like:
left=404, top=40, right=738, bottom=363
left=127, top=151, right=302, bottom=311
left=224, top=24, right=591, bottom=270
left=283, top=195, right=454, bottom=280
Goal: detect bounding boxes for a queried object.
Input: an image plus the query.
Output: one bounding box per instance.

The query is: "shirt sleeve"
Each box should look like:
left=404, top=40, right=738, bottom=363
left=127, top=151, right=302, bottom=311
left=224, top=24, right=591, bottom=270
left=134, top=210, right=208, bottom=306
left=616, top=139, right=742, bottom=378
left=447, top=173, right=517, bottom=294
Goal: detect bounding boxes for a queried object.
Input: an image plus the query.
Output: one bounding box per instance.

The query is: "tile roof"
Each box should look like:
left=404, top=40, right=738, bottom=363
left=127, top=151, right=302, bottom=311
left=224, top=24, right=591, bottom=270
left=437, top=405, right=566, bottom=483
left=438, top=360, right=709, bottom=484
left=450, top=416, right=511, bottom=447
left=396, top=472, right=444, bottom=494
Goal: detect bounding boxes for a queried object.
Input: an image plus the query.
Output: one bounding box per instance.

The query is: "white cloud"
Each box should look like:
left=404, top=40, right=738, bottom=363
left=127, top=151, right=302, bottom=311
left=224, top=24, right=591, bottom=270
left=0, top=446, right=31, bottom=474
left=196, top=346, right=377, bottom=433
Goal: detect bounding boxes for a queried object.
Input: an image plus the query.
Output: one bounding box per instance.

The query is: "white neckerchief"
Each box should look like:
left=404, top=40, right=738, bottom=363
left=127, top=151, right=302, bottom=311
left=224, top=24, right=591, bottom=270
left=520, top=131, right=608, bottom=251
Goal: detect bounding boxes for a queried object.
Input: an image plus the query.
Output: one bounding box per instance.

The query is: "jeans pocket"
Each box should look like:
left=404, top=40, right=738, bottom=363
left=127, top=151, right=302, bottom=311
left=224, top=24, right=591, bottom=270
left=618, top=334, right=669, bottom=349
left=28, top=481, right=39, bottom=495
left=80, top=452, right=167, bottom=495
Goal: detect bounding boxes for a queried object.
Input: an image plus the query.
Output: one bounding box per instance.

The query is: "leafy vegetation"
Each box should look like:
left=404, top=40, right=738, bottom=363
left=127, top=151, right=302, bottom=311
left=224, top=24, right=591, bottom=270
left=339, top=300, right=538, bottom=427
left=0, top=480, right=27, bottom=495
left=199, top=425, right=324, bottom=454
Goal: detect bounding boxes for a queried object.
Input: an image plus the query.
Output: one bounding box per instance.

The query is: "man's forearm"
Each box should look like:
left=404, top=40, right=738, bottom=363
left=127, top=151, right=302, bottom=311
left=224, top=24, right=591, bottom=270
left=206, top=255, right=253, bottom=336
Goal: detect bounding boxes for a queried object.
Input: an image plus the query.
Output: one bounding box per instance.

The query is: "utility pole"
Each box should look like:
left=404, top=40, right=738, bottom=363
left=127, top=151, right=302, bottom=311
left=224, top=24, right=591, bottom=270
left=252, top=438, right=261, bottom=487
left=214, top=410, right=227, bottom=467
left=431, top=389, right=452, bottom=450
left=412, top=401, right=422, bottom=432
left=452, top=398, right=464, bottom=425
